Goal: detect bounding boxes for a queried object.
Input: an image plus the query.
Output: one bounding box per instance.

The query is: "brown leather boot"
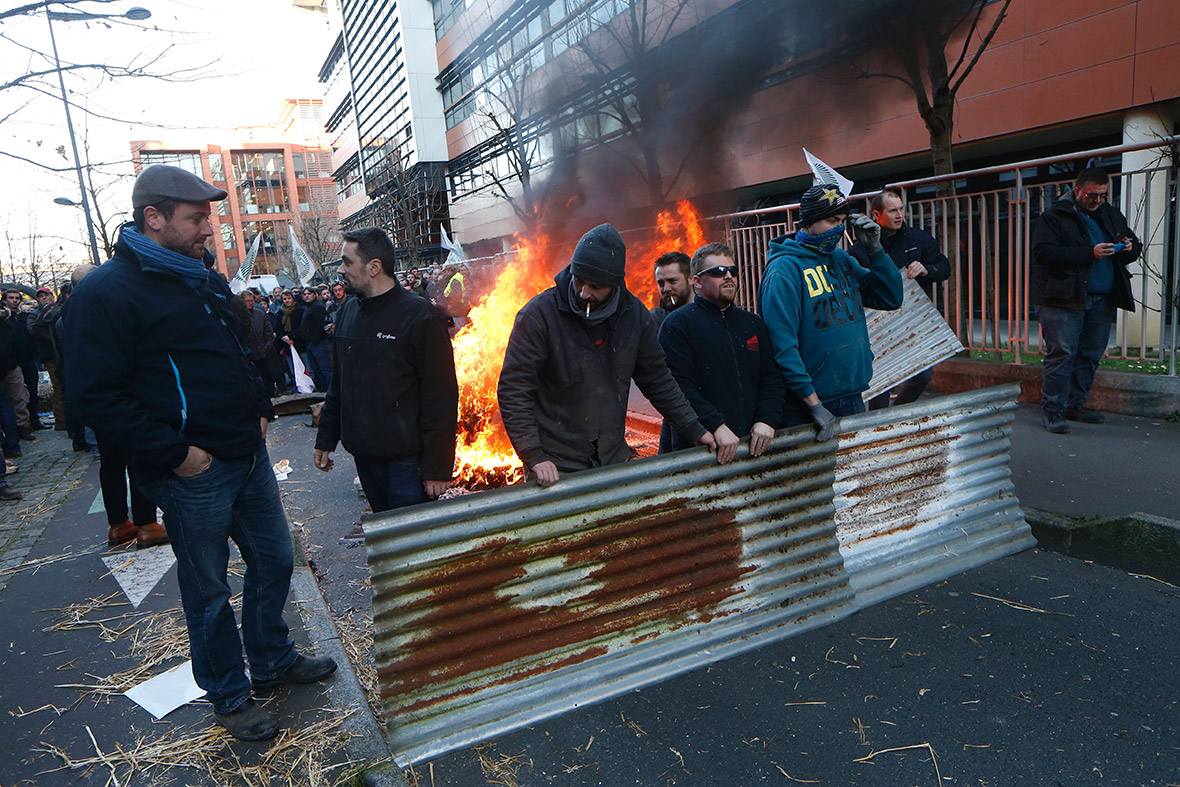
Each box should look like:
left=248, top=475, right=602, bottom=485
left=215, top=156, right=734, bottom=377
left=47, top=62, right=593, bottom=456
left=108, top=520, right=138, bottom=545
left=136, top=522, right=169, bottom=549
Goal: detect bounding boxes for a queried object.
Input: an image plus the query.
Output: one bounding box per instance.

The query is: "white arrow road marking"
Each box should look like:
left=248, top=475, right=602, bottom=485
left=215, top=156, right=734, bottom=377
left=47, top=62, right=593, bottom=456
left=100, top=547, right=176, bottom=608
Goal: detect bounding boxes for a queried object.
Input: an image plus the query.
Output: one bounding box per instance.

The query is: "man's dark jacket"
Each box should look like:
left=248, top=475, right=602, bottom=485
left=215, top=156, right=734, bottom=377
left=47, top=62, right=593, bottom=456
left=64, top=228, right=274, bottom=479
left=31, top=303, right=60, bottom=363
left=498, top=265, right=706, bottom=472
left=299, top=299, right=328, bottom=346
left=658, top=298, right=785, bottom=451
left=851, top=223, right=950, bottom=298
left=314, top=284, right=457, bottom=481
left=240, top=302, right=276, bottom=362
left=1031, top=191, right=1141, bottom=310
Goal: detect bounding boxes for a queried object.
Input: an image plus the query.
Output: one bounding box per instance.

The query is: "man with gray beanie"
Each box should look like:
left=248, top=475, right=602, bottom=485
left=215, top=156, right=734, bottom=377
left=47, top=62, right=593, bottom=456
left=64, top=164, right=336, bottom=741
left=759, top=184, right=904, bottom=441
left=499, top=223, right=718, bottom=486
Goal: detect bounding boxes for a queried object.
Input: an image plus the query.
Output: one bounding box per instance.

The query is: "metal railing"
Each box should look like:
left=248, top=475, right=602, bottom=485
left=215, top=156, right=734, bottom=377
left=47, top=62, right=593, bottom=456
left=722, top=136, right=1180, bottom=376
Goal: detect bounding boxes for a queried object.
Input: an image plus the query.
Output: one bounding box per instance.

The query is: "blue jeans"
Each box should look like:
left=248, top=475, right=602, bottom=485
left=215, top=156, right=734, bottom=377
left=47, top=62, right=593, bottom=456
left=868, top=366, right=935, bottom=410
left=781, top=392, right=867, bottom=427
left=304, top=341, right=332, bottom=392
left=1038, top=295, right=1114, bottom=413
left=141, top=443, right=296, bottom=713
left=0, top=381, right=18, bottom=455
left=355, top=455, right=427, bottom=513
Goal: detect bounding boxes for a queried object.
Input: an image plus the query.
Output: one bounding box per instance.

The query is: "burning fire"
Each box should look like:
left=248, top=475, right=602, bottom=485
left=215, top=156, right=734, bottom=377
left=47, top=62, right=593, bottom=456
left=451, top=200, right=708, bottom=488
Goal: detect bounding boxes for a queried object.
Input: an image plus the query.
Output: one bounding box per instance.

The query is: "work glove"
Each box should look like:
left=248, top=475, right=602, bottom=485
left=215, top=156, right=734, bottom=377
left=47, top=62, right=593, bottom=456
left=850, top=213, right=882, bottom=254
left=809, top=403, right=838, bottom=442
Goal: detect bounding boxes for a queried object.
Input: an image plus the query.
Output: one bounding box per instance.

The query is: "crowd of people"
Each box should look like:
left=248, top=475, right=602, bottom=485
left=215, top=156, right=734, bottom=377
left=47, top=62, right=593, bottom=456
left=6, top=159, right=1134, bottom=744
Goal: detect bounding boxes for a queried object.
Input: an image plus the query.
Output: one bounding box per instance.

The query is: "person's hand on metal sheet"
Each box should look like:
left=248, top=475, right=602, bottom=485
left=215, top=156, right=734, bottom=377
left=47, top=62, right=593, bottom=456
left=532, top=460, right=559, bottom=487
left=749, top=421, right=774, bottom=457
left=713, top=424, right=739, bottom=464
left=424, top=479, right=450, bottom=498
left=906, top=260, right=927, bottom=279
left=313, top=448, right=334, bottom=472
left=695, top=430, right=718, bottom=456
left=850, top=213, right=882, bottom=253
left=808, top=403, right=838, bottom=442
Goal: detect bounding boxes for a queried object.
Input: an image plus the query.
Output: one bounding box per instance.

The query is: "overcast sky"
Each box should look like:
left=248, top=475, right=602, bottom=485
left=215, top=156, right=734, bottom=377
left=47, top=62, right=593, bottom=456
left=0, top=0, right=332, bottom=266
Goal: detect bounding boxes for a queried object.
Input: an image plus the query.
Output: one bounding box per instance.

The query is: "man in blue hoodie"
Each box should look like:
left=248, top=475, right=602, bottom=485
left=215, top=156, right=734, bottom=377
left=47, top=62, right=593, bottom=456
left=759, top=184, right=904, bottom=441
left=65, top=165, right=336, bottom=742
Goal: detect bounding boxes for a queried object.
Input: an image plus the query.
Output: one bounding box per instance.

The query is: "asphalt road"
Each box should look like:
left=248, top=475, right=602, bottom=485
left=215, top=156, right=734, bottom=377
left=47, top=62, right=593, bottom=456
left=268, top=408, right=1180, bottom=787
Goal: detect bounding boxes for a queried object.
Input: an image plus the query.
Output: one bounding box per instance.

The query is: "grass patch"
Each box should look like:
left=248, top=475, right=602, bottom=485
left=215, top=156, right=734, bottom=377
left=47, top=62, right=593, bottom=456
left=967, top=349, right=1173, bottom=375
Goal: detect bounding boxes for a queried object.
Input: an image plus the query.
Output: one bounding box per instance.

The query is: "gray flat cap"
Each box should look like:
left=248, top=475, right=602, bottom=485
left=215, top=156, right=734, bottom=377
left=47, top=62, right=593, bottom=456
left=132, top=164, right=227, bottom=208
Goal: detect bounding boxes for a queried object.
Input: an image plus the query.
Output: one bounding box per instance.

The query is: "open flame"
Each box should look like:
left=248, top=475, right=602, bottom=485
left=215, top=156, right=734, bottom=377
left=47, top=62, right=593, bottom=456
left=451, top=200, right=708, bottom=488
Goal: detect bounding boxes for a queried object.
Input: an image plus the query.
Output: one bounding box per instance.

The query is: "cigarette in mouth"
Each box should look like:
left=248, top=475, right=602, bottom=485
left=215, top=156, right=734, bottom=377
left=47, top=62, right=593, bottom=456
left=669, top=296, right=676, bottom=306
left=585, top=303, right=590, bottom=318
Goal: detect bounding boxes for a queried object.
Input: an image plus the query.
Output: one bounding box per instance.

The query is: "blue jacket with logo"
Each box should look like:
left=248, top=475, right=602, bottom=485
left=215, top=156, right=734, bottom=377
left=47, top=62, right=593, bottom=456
left=64, top=226, right=274, bottom=478
left=758, top=236, right=903, bottom=402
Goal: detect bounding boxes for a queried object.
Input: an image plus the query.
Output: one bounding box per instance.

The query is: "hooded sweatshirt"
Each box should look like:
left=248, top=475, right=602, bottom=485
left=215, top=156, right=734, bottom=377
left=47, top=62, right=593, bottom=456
left=758, top=237, right=903, bottom=402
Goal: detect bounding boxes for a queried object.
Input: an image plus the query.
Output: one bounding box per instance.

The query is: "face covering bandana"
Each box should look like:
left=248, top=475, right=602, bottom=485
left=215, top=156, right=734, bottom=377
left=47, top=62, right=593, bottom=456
left=796, top=225, right=844, bottom=254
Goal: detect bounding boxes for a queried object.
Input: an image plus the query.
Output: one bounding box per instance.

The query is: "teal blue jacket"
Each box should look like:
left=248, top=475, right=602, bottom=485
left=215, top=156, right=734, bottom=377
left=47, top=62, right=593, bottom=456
left=758, top=236, right=903, bottom=402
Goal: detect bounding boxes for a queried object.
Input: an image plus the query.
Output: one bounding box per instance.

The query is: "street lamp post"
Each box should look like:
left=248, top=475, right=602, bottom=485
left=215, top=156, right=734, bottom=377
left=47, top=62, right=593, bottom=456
left=43, top=5, right=152, bottom=267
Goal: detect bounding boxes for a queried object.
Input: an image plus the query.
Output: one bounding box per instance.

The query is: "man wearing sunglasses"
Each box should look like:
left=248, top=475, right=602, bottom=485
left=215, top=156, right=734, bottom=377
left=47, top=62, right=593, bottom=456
left=759, top=184, right=904, bottom=441
left=658, top=243, right=785, bottom=462
left=1031, top=167, right=1141, bottom=434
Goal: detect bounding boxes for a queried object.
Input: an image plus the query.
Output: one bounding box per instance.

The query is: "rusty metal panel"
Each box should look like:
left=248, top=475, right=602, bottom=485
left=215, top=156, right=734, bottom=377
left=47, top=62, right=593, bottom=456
left=834, top=384, right=1033, bottom=607
left=366, top=386, right=1030, bottom=765
left=863, top=276, right=964, bottom=401
left=367, top=428, right=853, bottom=765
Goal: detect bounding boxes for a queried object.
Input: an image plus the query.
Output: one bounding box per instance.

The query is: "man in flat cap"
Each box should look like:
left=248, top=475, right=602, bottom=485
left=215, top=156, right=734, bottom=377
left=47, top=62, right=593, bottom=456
left=498, top=223, right=718, bottom=487
left=64, top=164, right=336, bottom=741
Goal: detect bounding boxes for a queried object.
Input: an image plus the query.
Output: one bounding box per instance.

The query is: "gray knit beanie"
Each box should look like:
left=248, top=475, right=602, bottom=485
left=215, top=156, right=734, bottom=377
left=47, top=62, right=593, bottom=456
left=570, top=223, right=626, bottom=287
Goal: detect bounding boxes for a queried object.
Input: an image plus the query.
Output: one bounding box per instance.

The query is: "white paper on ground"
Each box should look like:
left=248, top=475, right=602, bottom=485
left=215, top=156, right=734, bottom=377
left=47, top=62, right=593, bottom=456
left=273, top=458, right=292, bottom=481
left=124, top=660, right=204, bottom=719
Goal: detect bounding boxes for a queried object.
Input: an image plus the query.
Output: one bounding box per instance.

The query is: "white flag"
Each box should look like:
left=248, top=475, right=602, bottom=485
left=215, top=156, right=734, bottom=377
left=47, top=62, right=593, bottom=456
left=803, top=148, right=855, bottom=198
left=440, top=225, right=466, bottom=263
left=290, top=225, right=316, bottom=286
left=289, top=346, right=315, bottom=394
left=230, top=232, right=262, bottom=294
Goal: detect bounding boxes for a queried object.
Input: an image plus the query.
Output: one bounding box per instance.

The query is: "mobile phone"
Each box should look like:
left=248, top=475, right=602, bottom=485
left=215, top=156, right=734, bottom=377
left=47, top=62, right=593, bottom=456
left=1110, top=242, right=1127, bottom=252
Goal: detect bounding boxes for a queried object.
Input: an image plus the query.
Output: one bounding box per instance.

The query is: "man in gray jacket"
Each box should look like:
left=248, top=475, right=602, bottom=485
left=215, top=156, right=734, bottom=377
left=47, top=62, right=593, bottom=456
left=498, top=223, right=717, bottom=487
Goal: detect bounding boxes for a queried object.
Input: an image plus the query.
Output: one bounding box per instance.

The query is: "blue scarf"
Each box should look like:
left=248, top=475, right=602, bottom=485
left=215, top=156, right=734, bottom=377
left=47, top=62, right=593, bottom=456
left=121, top=226, right=210, bottom=289
left=796, top=226, right=844, bottom=254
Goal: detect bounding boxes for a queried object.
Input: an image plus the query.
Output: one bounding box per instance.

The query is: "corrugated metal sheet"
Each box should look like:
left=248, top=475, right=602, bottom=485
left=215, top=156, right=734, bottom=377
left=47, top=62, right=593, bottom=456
left=863, top=276, right=964, bottom=401
left=366, top=385, right=1030, bottom=766
left=834, top=384, right=1034, bottom=607
left=367, top=428, right=852, bottom=765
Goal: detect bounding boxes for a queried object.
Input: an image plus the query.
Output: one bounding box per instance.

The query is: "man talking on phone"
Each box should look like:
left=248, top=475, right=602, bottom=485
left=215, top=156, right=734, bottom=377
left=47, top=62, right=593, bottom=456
left=1031, top=167, right=1141, bottom=434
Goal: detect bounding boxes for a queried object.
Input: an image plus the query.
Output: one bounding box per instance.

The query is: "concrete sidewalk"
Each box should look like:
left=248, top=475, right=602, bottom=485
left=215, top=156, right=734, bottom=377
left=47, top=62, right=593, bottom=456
left=0, top=430, right=387, bottom=786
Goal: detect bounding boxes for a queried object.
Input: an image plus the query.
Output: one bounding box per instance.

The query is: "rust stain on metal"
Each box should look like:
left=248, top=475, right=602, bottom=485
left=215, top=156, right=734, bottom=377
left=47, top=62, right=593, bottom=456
left=379, top=500, right=753, bottom=708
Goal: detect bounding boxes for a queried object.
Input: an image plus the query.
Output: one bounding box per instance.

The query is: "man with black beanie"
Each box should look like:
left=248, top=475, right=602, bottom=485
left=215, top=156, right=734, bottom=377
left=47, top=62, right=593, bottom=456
left=499, top=223, right=718, bottom=486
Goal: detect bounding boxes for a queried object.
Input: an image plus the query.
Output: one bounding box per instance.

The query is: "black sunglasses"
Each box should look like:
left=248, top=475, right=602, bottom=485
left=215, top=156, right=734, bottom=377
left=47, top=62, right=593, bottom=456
left=697, top=265, right=738, bottom=278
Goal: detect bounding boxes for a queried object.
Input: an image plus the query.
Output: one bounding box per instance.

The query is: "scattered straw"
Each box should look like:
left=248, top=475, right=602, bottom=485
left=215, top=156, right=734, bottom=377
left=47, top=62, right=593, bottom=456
left=970, top=592, right=1074, bottom=616
left=335, top=609, right=380, bottom=716
left=37, top=709, right=355, bottom=786
left=0, top=549, right=85, bottom=577
left=853, top=742, right=943, bottom=785
left=474, top=744, right=529, bottom=787
left=1129, top=572, right=1179, bottom=589
left=772, top=763, right=820, bottom=783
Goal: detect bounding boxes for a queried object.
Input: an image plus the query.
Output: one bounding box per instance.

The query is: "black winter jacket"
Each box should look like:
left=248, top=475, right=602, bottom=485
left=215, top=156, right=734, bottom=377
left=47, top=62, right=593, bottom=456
left=314, top=284, right=458, bottom=480
left=64, top=229, right=274, bottom=478
left=299, top=300, right=328, bottom=346
left=498, top=265, right=706, bottom=471
left=851, top=223, right=950, bottom=298
left=1031, top=192, right=1141, bottom=310
left=658, top=298, right=785, bottom=451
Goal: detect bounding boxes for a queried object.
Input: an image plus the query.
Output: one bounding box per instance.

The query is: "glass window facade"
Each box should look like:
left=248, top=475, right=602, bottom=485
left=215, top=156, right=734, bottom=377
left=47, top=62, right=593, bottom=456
left=210, top=153, right=226, bottom=182
left=220, top=223, right=237, bottom=250
left=140, top=150, right=203, bottom=177
left=232, top=151, right=290, bottom=214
